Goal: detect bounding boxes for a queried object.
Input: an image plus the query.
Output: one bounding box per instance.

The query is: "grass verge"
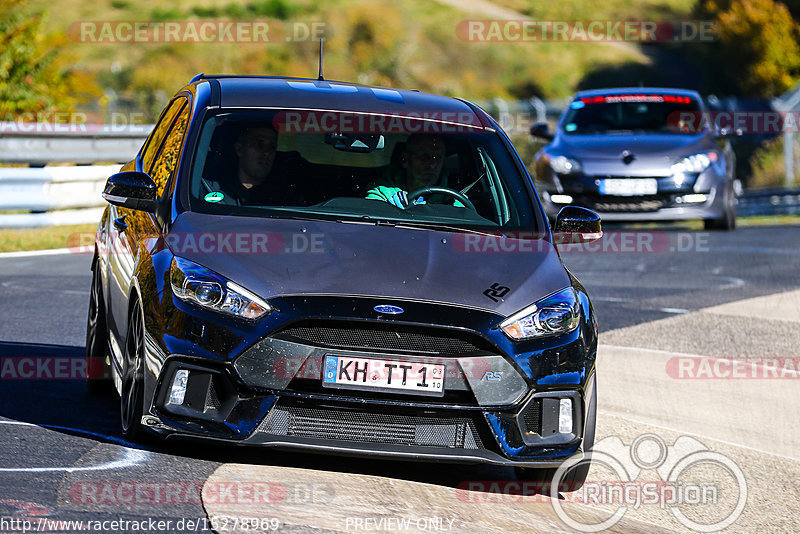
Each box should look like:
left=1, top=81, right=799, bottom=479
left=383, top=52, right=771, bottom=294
left=0, top=223, right=97, bottom=253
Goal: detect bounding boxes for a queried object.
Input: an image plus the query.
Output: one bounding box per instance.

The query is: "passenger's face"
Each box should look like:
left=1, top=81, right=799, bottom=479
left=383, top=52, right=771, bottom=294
left=403, top=137, right=446, bottom=191
left=235, top=128, right=277, bottom=184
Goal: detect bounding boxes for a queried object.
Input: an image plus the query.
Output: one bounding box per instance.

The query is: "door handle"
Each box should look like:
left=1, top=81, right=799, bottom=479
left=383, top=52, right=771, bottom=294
left=113, top=215, right=128, bottom=232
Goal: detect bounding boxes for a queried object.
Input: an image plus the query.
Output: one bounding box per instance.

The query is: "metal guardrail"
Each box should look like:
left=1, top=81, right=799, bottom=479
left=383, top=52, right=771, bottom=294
left=0, top=125, right=151, bottom=228
left=0, top=122, right=797, bottom=227
left=738, top=188, right=800, bottom=217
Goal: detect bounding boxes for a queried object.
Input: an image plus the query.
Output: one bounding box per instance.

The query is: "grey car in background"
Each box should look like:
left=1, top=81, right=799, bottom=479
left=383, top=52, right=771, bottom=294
left=531, top=88, right=739, bottom=230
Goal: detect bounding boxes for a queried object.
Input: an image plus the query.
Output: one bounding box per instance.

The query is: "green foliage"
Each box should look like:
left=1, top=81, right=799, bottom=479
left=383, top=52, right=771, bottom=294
left=150, top=7, right=183, bottom=21
left=0, top=0, right=98, bottom=114
left=749, top=136, right=798, bottom=187
left=717, top=0, right=800, bottom=96
left=695, top=0, right=800, bottom=97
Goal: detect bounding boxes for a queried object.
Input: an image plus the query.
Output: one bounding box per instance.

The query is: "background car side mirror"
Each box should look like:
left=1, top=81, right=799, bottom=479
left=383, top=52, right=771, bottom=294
left=102, top=171, right=158, bottom=213
left=553, top=206, right=602, bottom=244
left=530, top=122, right=554, bottom=141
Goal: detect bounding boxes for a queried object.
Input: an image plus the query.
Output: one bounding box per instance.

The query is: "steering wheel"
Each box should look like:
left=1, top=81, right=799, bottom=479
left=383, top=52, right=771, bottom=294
left=406, top=186, right=476, bottom=211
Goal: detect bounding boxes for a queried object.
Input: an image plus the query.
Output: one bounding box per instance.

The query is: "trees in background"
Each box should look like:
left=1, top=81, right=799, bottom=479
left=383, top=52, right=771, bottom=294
left=0, top=0, right=98, bottom=115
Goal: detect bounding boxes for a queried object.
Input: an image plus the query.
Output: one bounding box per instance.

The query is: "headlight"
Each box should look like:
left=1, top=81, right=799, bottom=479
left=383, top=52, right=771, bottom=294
left=670, top=152, right=718, bottom=174
left=547, top=154, right=582, bottom=175
left=499, top=287, right=580, bottom=340
left=170, top=256, right=272, bottom=320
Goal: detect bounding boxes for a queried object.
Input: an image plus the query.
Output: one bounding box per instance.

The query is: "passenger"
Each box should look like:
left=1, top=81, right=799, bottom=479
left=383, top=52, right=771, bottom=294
left=203, top=124, right=295, bottom=206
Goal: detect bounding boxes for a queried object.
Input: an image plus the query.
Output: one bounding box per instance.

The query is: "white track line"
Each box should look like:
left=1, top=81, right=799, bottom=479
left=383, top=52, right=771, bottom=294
left=0, top=248, right=73, bottom=259
left=0, top=421, right=149, bottom=472
left=598, top=409, right=800, bottom=463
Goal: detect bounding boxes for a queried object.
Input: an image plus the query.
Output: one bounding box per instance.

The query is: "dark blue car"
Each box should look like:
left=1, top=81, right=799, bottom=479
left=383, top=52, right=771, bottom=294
left=86, top=74, right=601, bottom=489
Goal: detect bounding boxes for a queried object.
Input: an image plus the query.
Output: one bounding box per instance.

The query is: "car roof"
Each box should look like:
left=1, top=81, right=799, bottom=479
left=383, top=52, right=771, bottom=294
left=572, top=87, right=702, bottom=100
left=191, top=75, right=482, bottom=119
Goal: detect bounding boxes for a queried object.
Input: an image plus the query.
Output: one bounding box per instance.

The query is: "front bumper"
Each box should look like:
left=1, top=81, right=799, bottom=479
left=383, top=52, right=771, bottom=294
left=139, top=294, right=597, bottom=467
left=539, top=171, right=729, bottom=221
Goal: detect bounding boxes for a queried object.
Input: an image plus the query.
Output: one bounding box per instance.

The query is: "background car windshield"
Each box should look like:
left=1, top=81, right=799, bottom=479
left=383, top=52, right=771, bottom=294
left=561, top=94, right=702, bottom=135
left=188, top=110, right=539, bottom=232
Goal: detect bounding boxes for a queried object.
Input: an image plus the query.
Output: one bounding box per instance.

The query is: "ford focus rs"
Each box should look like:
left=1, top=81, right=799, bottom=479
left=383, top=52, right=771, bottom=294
left=531, top=87, right=738, bottom=230
left=86, top=74, right=601, bottom=488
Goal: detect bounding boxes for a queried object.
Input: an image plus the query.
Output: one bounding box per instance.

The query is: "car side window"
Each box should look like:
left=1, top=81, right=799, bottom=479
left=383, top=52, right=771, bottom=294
left=149, top=102, right=191, bottom=199
left=141, top=97, right=188, bottom=176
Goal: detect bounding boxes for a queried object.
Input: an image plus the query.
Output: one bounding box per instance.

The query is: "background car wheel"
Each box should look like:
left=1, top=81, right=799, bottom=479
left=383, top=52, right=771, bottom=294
left=515, top=385, right=597, bottom=492
left=121, top=301, right=150, bottom=443
left=704, top=185, right=737, bottom=231
left=85, top=265, right=113, bottom=395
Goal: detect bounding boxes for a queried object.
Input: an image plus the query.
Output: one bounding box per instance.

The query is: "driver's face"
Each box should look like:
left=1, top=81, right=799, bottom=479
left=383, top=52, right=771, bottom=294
left=235, top=128, right=278, bottom=185
left=403, top=137, right=445, bottom=191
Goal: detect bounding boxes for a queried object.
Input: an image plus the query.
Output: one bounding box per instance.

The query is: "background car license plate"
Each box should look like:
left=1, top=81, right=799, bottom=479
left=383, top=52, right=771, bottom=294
left=322, top=355, right=445, bottom=396
left=599, top=178, right=658, bottom=196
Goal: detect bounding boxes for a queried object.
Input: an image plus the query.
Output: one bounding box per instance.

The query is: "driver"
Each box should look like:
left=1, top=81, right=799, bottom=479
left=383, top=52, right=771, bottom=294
left=365, top=134, right=464, bottom=208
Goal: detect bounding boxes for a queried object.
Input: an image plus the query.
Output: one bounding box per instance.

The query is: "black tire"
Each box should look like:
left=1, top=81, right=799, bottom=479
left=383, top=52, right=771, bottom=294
left=703, top=184, right=737, bottom=231
left=515, top=385, right=597, bottom=493
left=121, top=301, right=149, bottom=443
left=85, top=265, right=113, bottom=395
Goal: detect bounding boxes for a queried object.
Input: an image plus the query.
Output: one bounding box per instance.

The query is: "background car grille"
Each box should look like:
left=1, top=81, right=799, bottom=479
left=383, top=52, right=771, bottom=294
left=258, top=399, right=485, bottom=449
left=273, top=321, right=492, bottom=356
left=576, top=194, right=672, bottom=212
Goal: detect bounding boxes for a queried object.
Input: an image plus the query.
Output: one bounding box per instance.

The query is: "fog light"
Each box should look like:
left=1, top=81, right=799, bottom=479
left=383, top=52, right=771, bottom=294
left=680, top=194, right=708, bottom=203
left=550, top=194, right=573, bottom=204
left=168, top=369, right=189, bottom=405
left=558, top=398, right=572, bottom=433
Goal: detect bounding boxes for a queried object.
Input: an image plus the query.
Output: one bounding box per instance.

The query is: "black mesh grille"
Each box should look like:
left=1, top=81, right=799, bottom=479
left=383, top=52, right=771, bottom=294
left=204, top=379, right=221, bottom=410
left=258, top=400, right=484, bottom=449
left=575, top=194, right=673, bottom=213
left=522, top=399, right=541, bottom=435
left=274, top=321, right=490, bottom=356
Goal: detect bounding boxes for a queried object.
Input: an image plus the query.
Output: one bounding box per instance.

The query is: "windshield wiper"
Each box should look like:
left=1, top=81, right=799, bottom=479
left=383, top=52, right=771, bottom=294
left=391, top=220, right=505, bottom=237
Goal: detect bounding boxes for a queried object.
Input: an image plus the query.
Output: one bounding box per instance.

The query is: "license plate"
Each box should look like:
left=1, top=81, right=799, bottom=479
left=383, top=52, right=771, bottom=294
left=599, top=178, right=658, bottom=196
left=322, top=355, right=445, bottom=396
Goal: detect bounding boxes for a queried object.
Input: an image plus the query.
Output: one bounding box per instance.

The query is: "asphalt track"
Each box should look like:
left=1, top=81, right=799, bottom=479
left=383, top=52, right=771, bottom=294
left=0, top=223, right=798, bottom=533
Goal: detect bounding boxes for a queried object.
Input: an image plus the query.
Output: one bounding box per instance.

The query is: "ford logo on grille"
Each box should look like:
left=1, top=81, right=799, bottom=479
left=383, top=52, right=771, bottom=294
left=374, top=305, right=404, bottom=315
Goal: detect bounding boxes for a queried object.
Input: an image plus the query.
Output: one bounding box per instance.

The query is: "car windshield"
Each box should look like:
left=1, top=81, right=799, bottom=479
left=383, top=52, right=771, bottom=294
left=187, top=110, right=540, bottom=233
left=561, top=94, right=702, bottom=135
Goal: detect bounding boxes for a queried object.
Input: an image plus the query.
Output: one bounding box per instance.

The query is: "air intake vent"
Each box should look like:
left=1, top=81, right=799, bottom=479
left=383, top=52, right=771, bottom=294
left=521, top=399, right=541, bottom=435
left=274, top=321, right=490, bottom=356
left=258, top=401, right=484, bottom=449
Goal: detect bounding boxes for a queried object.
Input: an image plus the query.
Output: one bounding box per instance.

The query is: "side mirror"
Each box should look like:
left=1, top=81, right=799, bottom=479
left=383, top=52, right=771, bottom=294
left=102, top=171, right=158, bottom=213
left=530, top=122, right=553, bottom=140
left=553, top=206, right=602, bottom=244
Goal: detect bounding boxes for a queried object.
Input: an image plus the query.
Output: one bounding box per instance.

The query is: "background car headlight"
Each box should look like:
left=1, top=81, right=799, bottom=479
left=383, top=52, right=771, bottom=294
left=499, top=287, right=581, bottom=340
left=547, top=154, right=582, bottom=175
left=670, top=152, right=718, bottom=174
left=170, top=256, right=272, bottom=320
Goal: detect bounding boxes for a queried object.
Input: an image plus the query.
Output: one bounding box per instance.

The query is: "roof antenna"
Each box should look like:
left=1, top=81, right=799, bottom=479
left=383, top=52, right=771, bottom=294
left=317, top=38, right=325, bottom=81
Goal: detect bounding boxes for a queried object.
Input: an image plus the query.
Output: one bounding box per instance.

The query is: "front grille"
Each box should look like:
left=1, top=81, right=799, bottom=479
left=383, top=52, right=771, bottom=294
left=579, top=195, right=669, bottom=212
left=274, top=321, right=491, bottom=356
left=258, top=400, right=484, bottom=449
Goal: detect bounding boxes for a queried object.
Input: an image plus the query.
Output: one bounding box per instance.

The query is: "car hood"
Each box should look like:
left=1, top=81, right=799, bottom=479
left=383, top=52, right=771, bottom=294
left=551, top=133, right=711, bottom=174
left=167, top=212, right=570, bottom=317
